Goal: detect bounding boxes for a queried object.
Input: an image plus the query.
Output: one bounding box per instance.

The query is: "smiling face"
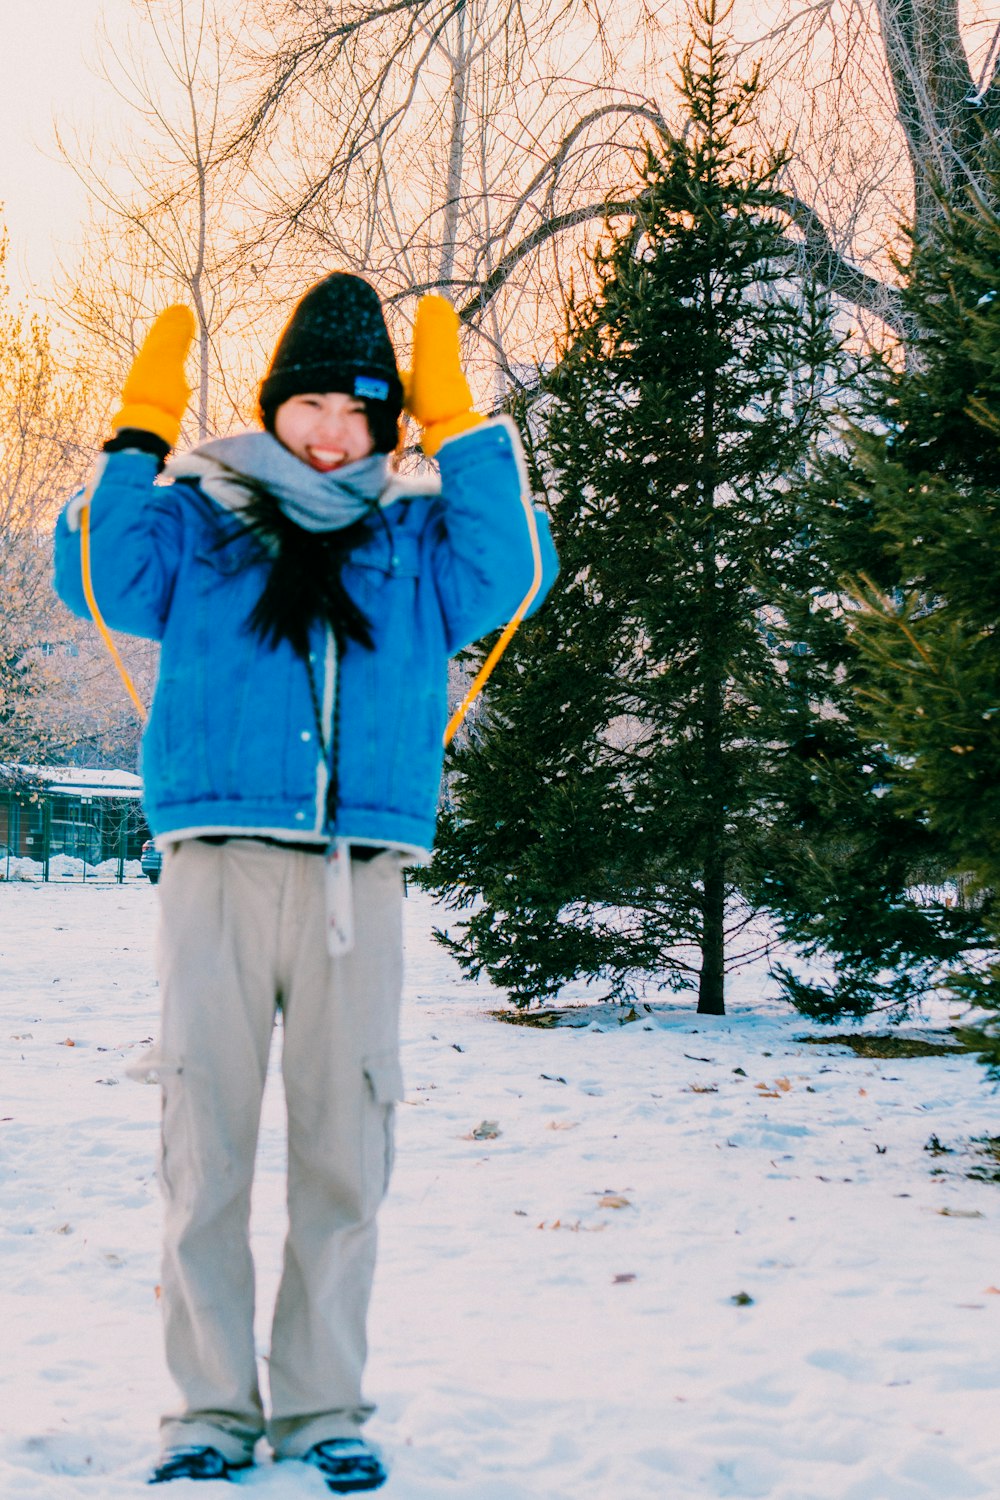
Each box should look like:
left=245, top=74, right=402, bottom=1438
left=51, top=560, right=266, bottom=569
left=273, top=391, right=376, bottom=473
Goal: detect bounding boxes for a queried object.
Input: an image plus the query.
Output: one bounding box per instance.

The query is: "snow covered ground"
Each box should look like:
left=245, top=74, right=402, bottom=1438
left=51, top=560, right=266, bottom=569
left=1, top=882, right=998, bottom=1499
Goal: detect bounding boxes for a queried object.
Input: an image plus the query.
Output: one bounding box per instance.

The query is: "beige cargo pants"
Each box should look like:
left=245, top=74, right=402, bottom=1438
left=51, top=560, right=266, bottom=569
left=150, top=838, right=404, bottom=1465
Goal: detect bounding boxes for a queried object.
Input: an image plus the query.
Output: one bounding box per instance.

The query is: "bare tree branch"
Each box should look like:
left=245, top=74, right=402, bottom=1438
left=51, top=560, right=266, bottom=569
left=777, top=193, right=907, bottom=332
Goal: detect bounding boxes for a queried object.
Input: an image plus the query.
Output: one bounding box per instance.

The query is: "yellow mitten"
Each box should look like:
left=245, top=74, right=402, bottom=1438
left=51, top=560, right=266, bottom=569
left=110, top=306, right=196, bottom=448
left=404, top=295, right=484, bottom=456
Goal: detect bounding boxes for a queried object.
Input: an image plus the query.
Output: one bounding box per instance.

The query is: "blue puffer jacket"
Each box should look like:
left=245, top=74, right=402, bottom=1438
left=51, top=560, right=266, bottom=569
left=53, top=419, right=558, bottom=855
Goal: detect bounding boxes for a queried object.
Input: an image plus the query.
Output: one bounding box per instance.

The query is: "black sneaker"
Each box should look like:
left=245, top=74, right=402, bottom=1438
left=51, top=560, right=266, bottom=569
left=149, top=1446, right=247, bottom=1483
left=302, top=1438, right=388, bottom=1493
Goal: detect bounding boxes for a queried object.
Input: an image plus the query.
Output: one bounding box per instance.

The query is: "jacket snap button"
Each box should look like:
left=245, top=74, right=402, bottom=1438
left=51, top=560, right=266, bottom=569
left=301, top=730, right=311, bottom=742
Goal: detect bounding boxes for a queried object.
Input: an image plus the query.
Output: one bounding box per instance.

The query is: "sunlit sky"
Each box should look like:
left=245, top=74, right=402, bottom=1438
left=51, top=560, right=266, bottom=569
left=1, top=0, right=132, bottom=307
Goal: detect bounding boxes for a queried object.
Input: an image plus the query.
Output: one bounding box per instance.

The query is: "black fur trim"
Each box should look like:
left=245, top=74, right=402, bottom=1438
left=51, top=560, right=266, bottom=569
left=103, top=429, right=171, bottom=466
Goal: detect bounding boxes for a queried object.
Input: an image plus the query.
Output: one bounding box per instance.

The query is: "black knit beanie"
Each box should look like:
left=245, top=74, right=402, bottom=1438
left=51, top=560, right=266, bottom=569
left=259, top=273, right=403, bottom=454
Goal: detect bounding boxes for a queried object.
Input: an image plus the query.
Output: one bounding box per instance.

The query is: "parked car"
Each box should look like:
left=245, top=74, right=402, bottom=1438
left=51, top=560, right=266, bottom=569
left=141, top=839, right=163, bottom=884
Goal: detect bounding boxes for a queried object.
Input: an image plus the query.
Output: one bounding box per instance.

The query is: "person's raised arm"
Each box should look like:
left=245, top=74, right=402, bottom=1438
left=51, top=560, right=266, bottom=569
left=403, top=295, right=485, bottom=456
left=403, top=295, right=558, bottom=658
left=53, top=307, right=196, bottom=641
left=106, top=304, right=196, bottom=457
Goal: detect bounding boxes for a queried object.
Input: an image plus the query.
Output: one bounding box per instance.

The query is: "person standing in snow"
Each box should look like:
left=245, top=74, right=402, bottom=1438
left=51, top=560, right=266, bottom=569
left=53, top=275, right=557, bottom=1492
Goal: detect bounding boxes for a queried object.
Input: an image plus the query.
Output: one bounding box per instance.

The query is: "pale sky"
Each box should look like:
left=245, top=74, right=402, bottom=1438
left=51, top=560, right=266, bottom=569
left=1, top=0, right=132, bottom=307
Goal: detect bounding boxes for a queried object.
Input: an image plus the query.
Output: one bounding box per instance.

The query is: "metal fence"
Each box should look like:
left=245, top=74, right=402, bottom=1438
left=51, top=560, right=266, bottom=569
left=0, top=787, right=150, bottom=884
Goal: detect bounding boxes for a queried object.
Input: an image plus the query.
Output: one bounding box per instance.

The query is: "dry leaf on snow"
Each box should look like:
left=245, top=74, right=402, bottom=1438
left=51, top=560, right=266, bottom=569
left=536, top=1219, right=605, bottom=1232
left=755, top=1077, right=792, bottom=1096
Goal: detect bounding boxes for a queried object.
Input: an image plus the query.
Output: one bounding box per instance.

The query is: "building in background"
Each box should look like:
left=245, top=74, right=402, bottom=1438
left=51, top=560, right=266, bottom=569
left=0, top=766, right=148, bottom=879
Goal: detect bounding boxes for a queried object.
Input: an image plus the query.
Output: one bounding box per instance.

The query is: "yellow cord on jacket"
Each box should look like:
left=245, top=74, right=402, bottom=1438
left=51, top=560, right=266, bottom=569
left=443, top=491, right=544, bottom=748
left=79, top=501, right=148, bottom=722
left=79, top=470, right=539, bottom=745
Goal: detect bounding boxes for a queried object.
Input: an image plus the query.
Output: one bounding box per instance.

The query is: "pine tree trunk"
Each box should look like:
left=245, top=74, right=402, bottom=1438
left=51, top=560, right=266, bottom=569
left=699, top=853, right=726, bottom=1014
left=697, top=334, right=726, bottom=1015
left=698, top=666, right=727, bottom=1015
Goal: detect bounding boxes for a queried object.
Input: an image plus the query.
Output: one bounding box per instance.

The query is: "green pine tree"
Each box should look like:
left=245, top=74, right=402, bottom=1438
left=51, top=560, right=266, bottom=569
left=826, top=153, right=1000, bottom=1057
left=423, top=3, right=850, bottom=1015
left=746, top=420, right=989, bottom=1025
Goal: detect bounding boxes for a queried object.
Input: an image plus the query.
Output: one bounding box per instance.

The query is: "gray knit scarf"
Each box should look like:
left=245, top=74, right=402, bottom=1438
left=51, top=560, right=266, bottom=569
left=182, top=431, right=391, bottom=532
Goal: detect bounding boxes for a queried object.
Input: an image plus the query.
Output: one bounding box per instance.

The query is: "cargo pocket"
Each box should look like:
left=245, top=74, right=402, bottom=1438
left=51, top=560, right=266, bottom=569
left=362, top=1051, right=405, bottom=1214
left=125, top=1051, right=184, bottom=1198
left=125, top=1050, right=184, bottom=1086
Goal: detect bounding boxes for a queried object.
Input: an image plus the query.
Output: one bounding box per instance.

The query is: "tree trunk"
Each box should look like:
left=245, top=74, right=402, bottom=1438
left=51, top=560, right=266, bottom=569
left=698, top=622, right=727, bottom=1015
left=877, top=0, right=1000, bottom=236
left=697, top=315, right=726, bottom=1016
left=438, top=0, right=469, bottom=291
left=699, top=840, right=727, bottom=1015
